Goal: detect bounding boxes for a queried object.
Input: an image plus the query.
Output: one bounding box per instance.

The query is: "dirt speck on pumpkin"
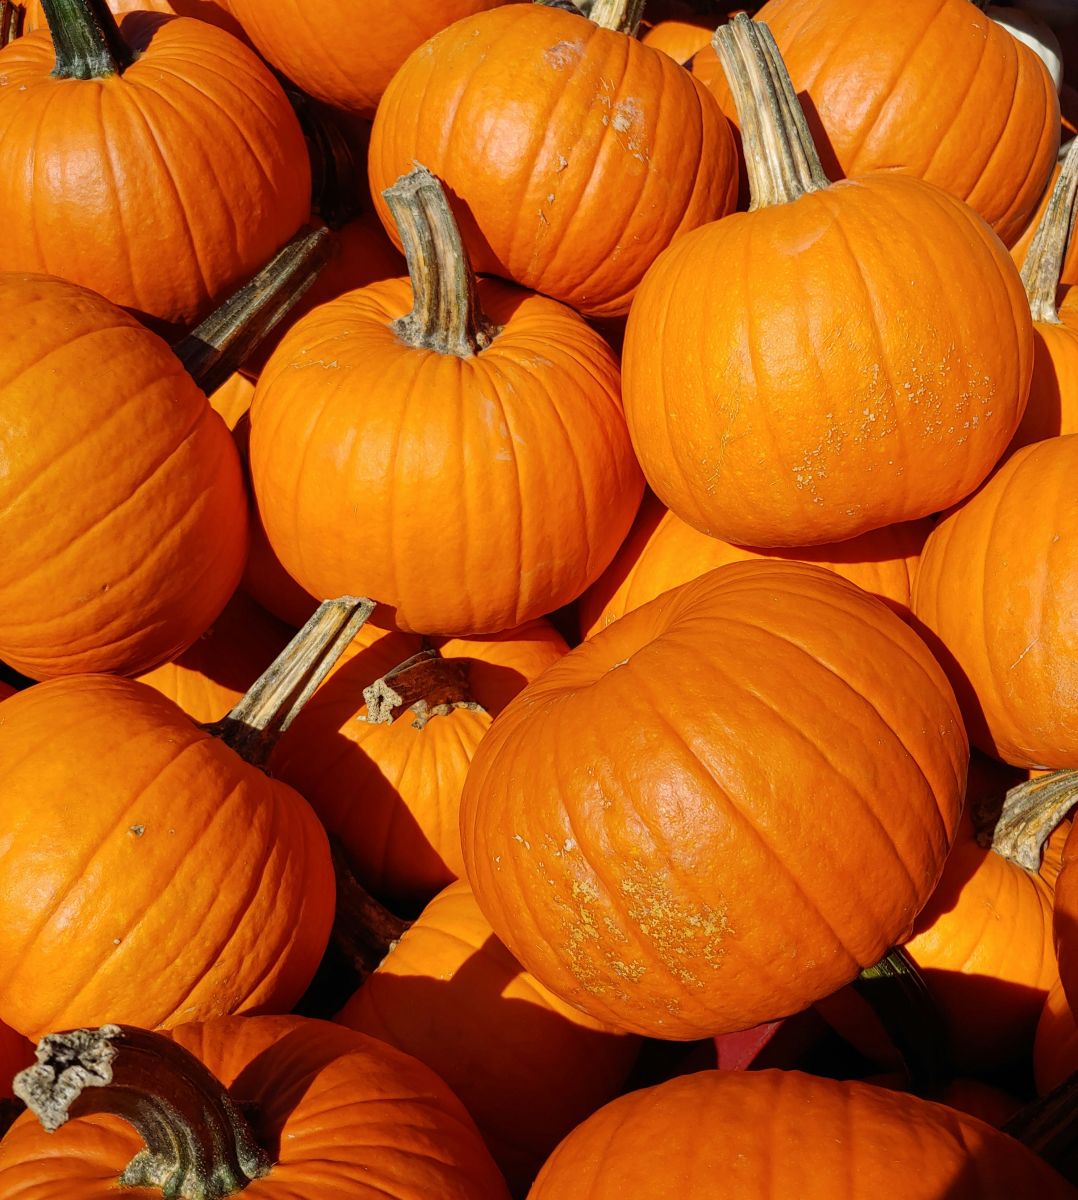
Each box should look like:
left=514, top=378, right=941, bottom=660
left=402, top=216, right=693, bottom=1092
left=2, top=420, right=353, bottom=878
left=544, top=40, right=584, bottom=70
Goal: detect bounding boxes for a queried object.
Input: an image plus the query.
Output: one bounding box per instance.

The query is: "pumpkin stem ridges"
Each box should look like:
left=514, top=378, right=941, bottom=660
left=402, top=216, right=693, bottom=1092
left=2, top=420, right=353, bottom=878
left=1021, top=138, right=1078, bottom=324
left=1003, top=1069, right=1078, bottom=1170
left=205, top=596, right=375, bottom=768
left=588, top=0, right=646, bottom=34
left=0, top=2, right=25, bottom=48
left=977, top=768, right=1078, bottom=871
left=284, top=85, right=366, bottom=229
left=383, top=165, right=500, bottom=358
left=175, top=225, right=335, bottom=397
left=712, top=14, right=830, bottom=210
left=14, top=1025, right=272, bottom=1200
left=39, top=0, right=134, bottom=79
left=855, top=946, right=948, bottom=1095
left=363, top=648, right=484, bottom=730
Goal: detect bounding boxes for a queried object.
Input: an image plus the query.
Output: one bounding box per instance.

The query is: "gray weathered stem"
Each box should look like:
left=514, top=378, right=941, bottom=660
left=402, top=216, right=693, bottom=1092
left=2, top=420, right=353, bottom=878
left=589, top=0, right=646, bottom=34
left=978, top=768, right=1078, bottom=871
left=1021, top=138, right=1078, bottom=324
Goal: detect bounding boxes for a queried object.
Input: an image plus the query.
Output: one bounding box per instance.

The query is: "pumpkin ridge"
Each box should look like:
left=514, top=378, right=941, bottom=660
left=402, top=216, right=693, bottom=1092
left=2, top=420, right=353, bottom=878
left=472, top=358, right=527, bottom=592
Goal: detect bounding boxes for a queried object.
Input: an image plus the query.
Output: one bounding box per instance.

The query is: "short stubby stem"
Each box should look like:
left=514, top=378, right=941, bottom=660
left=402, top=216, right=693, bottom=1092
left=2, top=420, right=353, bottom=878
left=363, top=648, right=484, bottom=730
left=14, top=1025, right=272, bottom=1200
left=588, top=0, right=646, bottom=34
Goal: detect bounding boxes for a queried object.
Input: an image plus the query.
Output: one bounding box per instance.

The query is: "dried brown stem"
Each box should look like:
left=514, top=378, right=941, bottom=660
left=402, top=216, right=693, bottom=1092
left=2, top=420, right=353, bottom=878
left=977, top=768, right=1078, bottom=871
left=363, top=648, right=483, bottom=731
left=0, top=2, right=25, bottom=47
left=589, top=0, right=646, bottom=34
left=1022, top=138, right=1078, bottom=324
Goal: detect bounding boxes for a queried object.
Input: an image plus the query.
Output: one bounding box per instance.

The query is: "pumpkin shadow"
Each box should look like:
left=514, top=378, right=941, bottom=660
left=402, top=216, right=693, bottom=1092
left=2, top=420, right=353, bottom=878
left=905, top=610, right=993, bottom=756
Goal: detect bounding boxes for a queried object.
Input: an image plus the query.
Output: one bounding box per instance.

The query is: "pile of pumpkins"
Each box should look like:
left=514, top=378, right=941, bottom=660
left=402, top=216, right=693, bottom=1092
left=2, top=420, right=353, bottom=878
left=0, top=0, right=1077, bottom=1195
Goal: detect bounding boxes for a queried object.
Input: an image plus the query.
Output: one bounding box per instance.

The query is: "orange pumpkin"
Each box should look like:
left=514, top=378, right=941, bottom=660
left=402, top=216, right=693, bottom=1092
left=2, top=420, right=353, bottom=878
left=337, top=881, right=639, bottom=1194
left=0, top=274, right=248, bottom=679
left=693, top=0, right=1059, bottom=247
left=250, top=167, right=644, bottom=635
left=0, top=680, right=15, bottom=701
left=21, top=0, right=246, bottom=38
left=528, top=1069, right=1076, bottom=1199
left=368, top=2, right=738, bottom=318
left=0, top=4, right=310, bottom=328
left=912, top=435, right=1078, bottom=769
left=1035, top=978, right=1078, bottom=1094
left=936, top=1079, right=1022, bottom=1129
left=227, top=0, right=511, bottom=120
left=270, top=618, right=568, bottom=909
left=1056, top=820, right=1078, bottom=1015
left=639, top=17, right=713, bottom=62
left=580, top=492, right=929, bottom=638
left=208, top=373, right=256, bottom=431
left=0, top=1021, right=33, bottom=1101
left=461, top=560, right=967, bottom=1039
left=0, top=1017, right=511, bottom=1198
left=625, top=15, right=1032, bottom=548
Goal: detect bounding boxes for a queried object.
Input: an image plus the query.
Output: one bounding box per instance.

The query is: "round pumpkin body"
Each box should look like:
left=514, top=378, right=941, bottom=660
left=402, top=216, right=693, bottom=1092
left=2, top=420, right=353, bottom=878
left=0, top=274, right=248, bottom=679
left=0, top=1015, right=512, bottom=1198
left=22, top=0, right=246, bottom=38
left=640, top=18, right=712, bottom=63
left=227, top=0, right=509, bottom=120
left=461, top=560, right=967, bottom=1039
left=369, top=4, right=739, bottom=318
left=693, top=0, right=1059, bottom=246
left=337, top=881, right=639, bottom=1194
left=912, top=435, right=1078, bottom=768
left=527, top=1069, right=1077, bottom=1199
left=580, top=493, right=929, bottom=639
left=208, top=372, right=256, bottom=431
left=1056, top=820, right=1078, bottom=1014
left=0, top=677, right=334, bottom=1039
left=249, top=279, right=644, bottom=635
left=1035, top=978, right=1078, bottom=1093
left=270, top=619, right=569, bottom=909
left=1009, top=290, right=1078, bottom=450
left=0, top=16, right=310, bottom=327
left=623, top=172, right=1033, bottom=547
left=134, top=589, right=293, bottom=724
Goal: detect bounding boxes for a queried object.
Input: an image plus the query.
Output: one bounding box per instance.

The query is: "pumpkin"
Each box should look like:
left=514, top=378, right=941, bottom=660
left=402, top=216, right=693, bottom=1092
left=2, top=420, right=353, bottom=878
left=624, top=15, right=1032, bottom=549
left=936, top=1079, right=1023, bottom=1129
left=0, top=598, right=373, bottom=1039
left=0, top=1, right=310, bottom=328
left=639, top=17, right=713, bottom=63
left=1011, top=164, right=1078, bottom=287
left=912, top=434, right=1078, bottom=769
left=0, top=273, right=248, bottom=679
left=527, top=1069, right=1077, bottom=1199
left=1008, top=138, right=1078, bottom=450
left=692, top=0, right=1059, bottom=247
left=580, top=492, right=930, bottom=639
left=134, top=588, right=293, bottom=724
left=368, top=1, right=739, bottom=318
left=0, top=1017, right=510, bottom=1197
left=0, top=680, right=15, bottom=701
left=208, top=373, right=256, bottom=432
left=460, top=559, right=967, bottom=1040
left=226, top=0, right=511, bottom=121
left=270, top=617, right=569, bottom=909
left=337, top=881, right=639, bottom=1194
left=21, top=0, right=246, bottom=39
left=991, top=3, right=1065, bottom=90
left=1035, top=978, right=1078, bottom=1093
left=1056, top=820, right=1078, bottom=1015
left=250, top=166, right=644, bottom=636
left=0, top=1022, right=33, bottom=1102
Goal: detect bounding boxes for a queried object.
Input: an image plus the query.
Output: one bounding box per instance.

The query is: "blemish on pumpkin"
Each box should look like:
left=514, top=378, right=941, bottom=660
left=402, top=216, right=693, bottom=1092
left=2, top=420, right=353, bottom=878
left=544, top=40, right=584, bottom=69
left=619, top=868, right=731, bottom=986
left=129, top=825, right=145, bottom=837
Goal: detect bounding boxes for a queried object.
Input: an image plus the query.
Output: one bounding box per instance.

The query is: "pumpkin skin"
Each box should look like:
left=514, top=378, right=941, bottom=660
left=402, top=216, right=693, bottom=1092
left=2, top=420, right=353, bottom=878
left=623, top=172, right=1033, bottom=548
left=692, top=0, right=1059, bottom=247
left=0, top=681, right=15, bottom=701
left=0, top=677, right=334, bottom=1040
left=1035, top=978, right=1078, bottom=1093
left=337, top=881, right=639, bottom=1194
left=270, top=619, right=568, bottom=909
left=461, top=560, right=967, bottom=1039
left=134, top=588, right=293, bottom=724
left=0, top=274, right=248, bottom=680
left=0, top=1021, right=33, bottom=1102
left=368, top=4, right=739, bottom=318
left=0, top=1015, right=512, bottom=1199
left=580, top=492, right=930, bottom=639
left=526, top=1069, right=1077, bottom=1200
left=1008, top=289, right=1078, bottom=450
left=1056, top=819, right=1078, bottom=1015
left=227, top=0, right=510, bottom=120
left=0, top=15, right=310, bottom=328
left=21, top=0, right=246, bottom=39
left=208, top=372, right=256, bottom=431
left=249, top=279, right=644, bottom=636
left=912, top=435, right=1078, bottom=768
left=639, top=18, right=713, bottom=63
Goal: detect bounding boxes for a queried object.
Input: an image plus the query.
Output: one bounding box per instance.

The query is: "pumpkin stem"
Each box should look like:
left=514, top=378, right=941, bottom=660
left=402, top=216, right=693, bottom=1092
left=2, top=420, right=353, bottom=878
left=14, top=1025, right=272, bottom=1200
left=1021, top=139, right=1078, bottom=324
left=38, top=0, right=134, bottom=79
left=534, top=0, right=586, bottom=13
left=976, top=768, right=1078, bottom=871
left=383, top=164, right=499, bottom=358
left=283, top=85, right=366, bottom=229
left=854, top=946, right=948, bottom=1095
left=588, top=0, right=646, bottom=34
left=174, top=225, right=335, bottom=397
left=712, top=13, right=829, bottom=210
left=0, top=1, right=25, bottom=47
left=1003, top=1068, right=1078, bottom=1170
left=363, top=647, right=484, bottom=731
left=205, top=596, right=376, bottom=768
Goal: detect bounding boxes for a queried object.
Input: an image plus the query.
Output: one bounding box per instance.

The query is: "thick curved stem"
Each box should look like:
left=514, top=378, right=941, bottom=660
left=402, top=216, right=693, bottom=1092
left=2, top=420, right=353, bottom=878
left=383, top=165, right=499, bottom=358
left=1004, top=1069, right=1078, bottom=1169
left=363, top=648, right=483, bottom=731
left=39, top=0, right=133, bottom=79
left=205, top=596, right=375, bottom=768
left=14, top=1025, right=271, bottom=1200
left=0, top=2, right=25, bottom=47
left=283, top=85, right=366, bottom=229
left=589, top=0, right=646, bottom=34
left=712, top=13, right=829, bottom=210
left=977, top=768, right=1078, bottom=871
left=854, top=946, right=948, bottom=1095
left=1022, top=138, right=1078, bottom=324
left=174, top=226, right=335, bottom=397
